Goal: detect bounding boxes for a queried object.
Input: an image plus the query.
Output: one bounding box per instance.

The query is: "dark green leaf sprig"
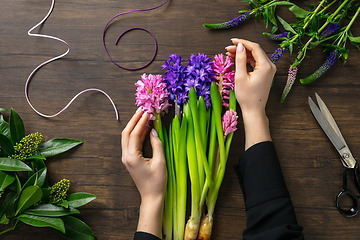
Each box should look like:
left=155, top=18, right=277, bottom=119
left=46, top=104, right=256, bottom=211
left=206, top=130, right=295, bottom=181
left=0, top=108, right=97, bottom=240
left=204, top=0, right=360, bottom=102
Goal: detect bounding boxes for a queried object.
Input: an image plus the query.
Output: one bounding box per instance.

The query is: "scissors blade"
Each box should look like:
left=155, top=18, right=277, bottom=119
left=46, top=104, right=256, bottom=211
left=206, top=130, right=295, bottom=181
left=309, top=96, right=346, bottom=151
left=309, top=95, right=356, bottom=168
left=315, top=93, right=349, bottom=149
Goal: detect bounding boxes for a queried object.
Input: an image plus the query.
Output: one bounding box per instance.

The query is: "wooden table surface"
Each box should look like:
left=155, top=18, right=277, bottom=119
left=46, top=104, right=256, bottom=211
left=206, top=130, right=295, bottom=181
left=1, top=0, right=360, bottom=239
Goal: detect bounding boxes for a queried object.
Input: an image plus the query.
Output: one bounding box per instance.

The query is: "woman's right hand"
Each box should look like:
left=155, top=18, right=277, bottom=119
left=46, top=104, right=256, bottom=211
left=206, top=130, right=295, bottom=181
left=226, top=39, right=276, bottom=150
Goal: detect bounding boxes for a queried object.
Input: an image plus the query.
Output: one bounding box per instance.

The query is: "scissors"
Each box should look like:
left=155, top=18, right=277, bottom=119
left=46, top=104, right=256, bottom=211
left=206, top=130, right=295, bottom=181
left=309, top=93, right=360, bottom=217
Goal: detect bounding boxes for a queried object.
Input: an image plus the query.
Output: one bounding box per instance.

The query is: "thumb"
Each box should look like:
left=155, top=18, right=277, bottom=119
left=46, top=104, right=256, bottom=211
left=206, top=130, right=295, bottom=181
left=235, top=42, right=248, bottom=81
left=150, top=128, right=165, bottom=162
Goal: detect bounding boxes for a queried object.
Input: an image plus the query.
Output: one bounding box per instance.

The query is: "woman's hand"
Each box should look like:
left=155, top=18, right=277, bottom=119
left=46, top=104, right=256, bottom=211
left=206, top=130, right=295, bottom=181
left=121, top=108, right=167, bottom=238
left=226, top=39, right=276, bottom=150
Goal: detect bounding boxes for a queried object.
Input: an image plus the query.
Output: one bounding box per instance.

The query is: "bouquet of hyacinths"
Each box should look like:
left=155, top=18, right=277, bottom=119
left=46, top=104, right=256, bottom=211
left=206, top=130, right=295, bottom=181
left=135, top=53, right=238, bottom=240
left=204, top=0, right=360, bottom=102
left=0, top=108, right=97, bottom=240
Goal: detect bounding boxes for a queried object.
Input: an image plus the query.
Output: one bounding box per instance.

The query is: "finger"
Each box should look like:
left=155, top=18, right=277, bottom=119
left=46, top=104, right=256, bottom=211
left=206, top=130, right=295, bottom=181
left=128, top=112, right=149, bottom=153
left=149, top=128, right=165, bottom=165
left=140, top=125, right=150, bottom=144
left=225, top=45, right=236, bottom=54
left=234, top=41, right=248, bottom=82
left=233, top=39, right=270, bottom=67
left=121, top=107, right=143, bottom=153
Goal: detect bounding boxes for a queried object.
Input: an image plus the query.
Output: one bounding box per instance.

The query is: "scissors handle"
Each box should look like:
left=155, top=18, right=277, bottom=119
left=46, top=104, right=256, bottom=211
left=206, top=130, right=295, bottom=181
left=336, top=167, right=360, bottom=217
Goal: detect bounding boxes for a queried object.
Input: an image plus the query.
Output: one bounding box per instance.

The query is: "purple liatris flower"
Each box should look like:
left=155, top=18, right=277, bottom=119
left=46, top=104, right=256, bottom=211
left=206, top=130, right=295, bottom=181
left=222, top=109, right=238, bottom=137
left=264, top=31, right=292, bottom=41
left=135, top=73, right=171, bottom=121
left=281, top=65, right=298, bottom=103
left=300, top=48, right=339, bottom=84
left=320, top=23, right=341, bottom=39
left=270, top=46, right=288, bottom=64
left=161, top=54, right=187, bottom=105
left=203, top=11, right=251, bottom=29
left=184, top=53, right=214, bottom=108
left=212, top=53, right=235, bottom=108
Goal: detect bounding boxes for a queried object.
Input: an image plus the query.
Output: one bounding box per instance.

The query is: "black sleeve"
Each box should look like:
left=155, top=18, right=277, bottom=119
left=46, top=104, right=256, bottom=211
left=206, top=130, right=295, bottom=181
left=134, top=232, right=161, bottom=240
left=234, top=141, right=304, bottom=240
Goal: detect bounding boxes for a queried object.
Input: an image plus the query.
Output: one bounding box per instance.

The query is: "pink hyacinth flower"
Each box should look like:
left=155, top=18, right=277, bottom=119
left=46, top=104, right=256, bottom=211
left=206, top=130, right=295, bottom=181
left=212, top=54, right=235, bottom=108
left=212, top=53, right=234, bottom=75
left=222, top=109, right=238, bottom=137
left=135, top=73, right=171, bottom=122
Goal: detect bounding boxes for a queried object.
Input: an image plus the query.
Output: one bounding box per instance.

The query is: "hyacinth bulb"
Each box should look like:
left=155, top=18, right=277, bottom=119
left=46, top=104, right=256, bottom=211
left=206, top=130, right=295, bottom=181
left=135, top=73, right=171, bottom=122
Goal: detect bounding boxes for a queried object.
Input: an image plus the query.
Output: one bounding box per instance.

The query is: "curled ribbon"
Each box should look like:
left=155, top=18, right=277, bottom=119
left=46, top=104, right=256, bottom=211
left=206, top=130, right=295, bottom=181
left=26, top=0, right=119, bottom=120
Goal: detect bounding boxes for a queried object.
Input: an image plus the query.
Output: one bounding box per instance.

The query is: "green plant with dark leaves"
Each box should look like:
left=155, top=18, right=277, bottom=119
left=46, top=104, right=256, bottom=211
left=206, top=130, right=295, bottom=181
left=204, top=0, right=360, bottom=102
left=0, top=108, right=97, bottom=239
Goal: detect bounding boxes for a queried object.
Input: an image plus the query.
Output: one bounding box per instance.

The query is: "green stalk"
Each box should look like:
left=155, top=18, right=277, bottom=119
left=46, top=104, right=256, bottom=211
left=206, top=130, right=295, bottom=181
left=207, top=82, right=226, bottom=215
left=336, top=6, right=360, bottom=48
left=188, top=87, right=213, bottom=187
left=175, top=115, right=188, bottom=240
left=169, top=122, right=178, bottom=239
left=294, top=0, right=350, bottom=66
left=184, top=103, right=201, bottom=239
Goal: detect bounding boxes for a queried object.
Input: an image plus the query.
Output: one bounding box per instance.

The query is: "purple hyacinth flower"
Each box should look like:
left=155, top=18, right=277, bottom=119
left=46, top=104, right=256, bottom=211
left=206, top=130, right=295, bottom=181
left=162, top=53, right=187, bottom=103
left=320, top=23, right=341, bottom=39
left=300, top=48, right=339, bottom=84
left=203, top=11, right=251, bottom=29
left=270, top=46, right=289, bottom=64
left=184, top=53, right=214, bottom=108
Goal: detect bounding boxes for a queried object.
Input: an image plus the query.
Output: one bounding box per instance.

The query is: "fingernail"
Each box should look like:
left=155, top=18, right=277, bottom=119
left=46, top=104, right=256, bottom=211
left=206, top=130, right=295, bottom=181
left=225, top=51, right=230, bottom=55
left=237, top=42, right=244, bottom=52
left=151, top=128, right=158, bottom=137
left=225, top=45, right=233, bottom=49
left=231, top=38, right=239, bottom=41
left=136, top=107, right=142, bottom=113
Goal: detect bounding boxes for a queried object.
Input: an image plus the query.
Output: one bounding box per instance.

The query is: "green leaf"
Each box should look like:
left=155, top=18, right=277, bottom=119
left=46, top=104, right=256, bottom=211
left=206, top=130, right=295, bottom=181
left=287, top=4, right=309, bottom=18
left=0, top=108, right=7, bottom=113
left=9, top=108, right=25, bottom=144
left=310, top=15, right=319, bottom=34
left=54, top=216, right=96, bottom=240
left=23, top=204, right=79, bottom=217
left=0, top=192, right=17, bottom=219
left=25, top=155, right=47, bottom=161
left=22, top=168, right=47, bottom=191
left=0, top=213, right=9, bottom=224
left=0, top=157, right=32, bottom=171
left=17, top=213, right=65, bottom=233
left=67, top=193, right=97, bottom=208
left=16, top=185, right=42, bottom=215
left=0, top=170, right=15, bottom=191
left=276, top=15, right=297, bottom=35
left=349, top=36, right=360, bottom=43
left=57, top=200, right=69, bottom=208
left=38, top=138, right=83, bottom=158
left=0, top=134, right=15, bottom=156
left=41, top=187, right=51, bottom=203
left=0, top=114, right=11, bottom=141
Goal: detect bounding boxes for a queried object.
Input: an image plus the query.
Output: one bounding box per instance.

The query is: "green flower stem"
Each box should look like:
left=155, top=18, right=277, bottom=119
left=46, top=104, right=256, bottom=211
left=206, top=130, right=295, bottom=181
left=293, top=0, right=350, bottom=67
left=155, top=112, right=175, bottom=240
left=188, top=87, right=213, bottom=187
left=302, top=0, right=327, bottom=30
left=175, top=115, right=188, bottom=240
left=207, top=82, right=226, bottom=215
left=336, top=6, right=360, bottom=48
left=184, top=104, right=201, bottom=220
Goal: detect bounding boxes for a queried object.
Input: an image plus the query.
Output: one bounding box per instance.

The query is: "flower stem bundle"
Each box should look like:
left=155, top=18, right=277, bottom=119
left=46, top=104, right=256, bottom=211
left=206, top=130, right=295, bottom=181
left=135, top=53, right=238, bottom=239
left=204, top=0, right=360, bottom=102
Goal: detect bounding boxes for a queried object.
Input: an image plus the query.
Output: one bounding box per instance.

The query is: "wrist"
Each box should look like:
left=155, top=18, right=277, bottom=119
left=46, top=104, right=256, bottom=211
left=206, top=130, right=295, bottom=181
left=137, top=195, right=164, bottom=238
